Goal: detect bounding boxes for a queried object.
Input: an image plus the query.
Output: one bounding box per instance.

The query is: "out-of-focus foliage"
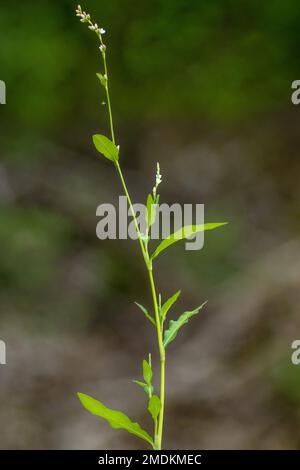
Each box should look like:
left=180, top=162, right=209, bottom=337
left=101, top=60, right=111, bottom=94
left=1, top=0, right=300, bottom=153
left=1, top=0, right=300, bottom=450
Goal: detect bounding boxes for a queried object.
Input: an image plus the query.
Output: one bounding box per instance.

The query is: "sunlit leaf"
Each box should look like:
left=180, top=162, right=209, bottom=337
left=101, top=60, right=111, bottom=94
left=148, top=395, right=161, bottom=422
left=151, top=223, right=228, bottom=260
left=96, top=72, right=107, bottom=88
left=135, top=302, right=155, bottom=326
left=160, top=290, right=181, bottom=323
left=143, top=359, right=152, bottom=386
left=77, top=393, right=153, bottom=446
left=92, top=134, right=119, bottom=163
left=163, top=301, right=207, bottom=348
left=133, top=380, right=147, bottom=389
left=133, top=380, right=153, bottom=397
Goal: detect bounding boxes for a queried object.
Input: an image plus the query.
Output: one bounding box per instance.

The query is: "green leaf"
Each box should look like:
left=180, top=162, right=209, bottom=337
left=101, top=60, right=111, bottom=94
left=143, top=359, right=152, bottom=386
left=163, top=301, right=207, bottom=348
left=151, top=223, right=228, bottom=261
left=146, top=193, right=156, bottom=229
left=135, top=302, right=155, bottom=326
left=96, top=72, right=108, bottom=88
left=133, top=380, right=147, bottom=389
left=161, top=290, right=181, bottom=323
left=77, top=393, right=153, bottom=446
left=148, top=395, right=161, bottom=422
left=144, top=384, right=154, bottom=397
left=92, top=134, right=119, bottom=163
left=133, top=380, right=153, bottom=397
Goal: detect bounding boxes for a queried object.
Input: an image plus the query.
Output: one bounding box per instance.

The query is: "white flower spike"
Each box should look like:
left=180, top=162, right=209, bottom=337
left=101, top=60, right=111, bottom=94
left=156, top=162, right=162, bottom=186
left=153, top=162, right=162, bottom=199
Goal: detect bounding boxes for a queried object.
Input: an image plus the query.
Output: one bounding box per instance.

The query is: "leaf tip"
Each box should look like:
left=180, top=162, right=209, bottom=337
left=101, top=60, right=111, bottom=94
left=77, top=392, right=85, bottom=401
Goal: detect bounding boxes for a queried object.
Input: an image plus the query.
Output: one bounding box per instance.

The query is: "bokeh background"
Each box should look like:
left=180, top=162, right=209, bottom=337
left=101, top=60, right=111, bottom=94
left=1, top=0, right=300, bottom=449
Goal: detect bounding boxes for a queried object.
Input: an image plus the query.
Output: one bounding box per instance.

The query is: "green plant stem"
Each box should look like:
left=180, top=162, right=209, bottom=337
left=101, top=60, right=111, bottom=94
left=115, top=161, right=149, bottom=267
left=148, top=268, right=165, bottom=450
left=116, top=164, right=166, bottom=449
left=100, top=39, right=165, bottom=449
left=103, top=56, right=115, bottom=145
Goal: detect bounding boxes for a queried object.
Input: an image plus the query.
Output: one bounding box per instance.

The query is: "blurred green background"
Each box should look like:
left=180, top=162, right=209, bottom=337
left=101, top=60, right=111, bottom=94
left=1, top=0, right=300, bottom=449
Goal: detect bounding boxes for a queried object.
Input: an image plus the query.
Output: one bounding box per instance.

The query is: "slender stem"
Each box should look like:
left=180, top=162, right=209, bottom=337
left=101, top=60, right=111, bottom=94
left=115, top=162, right=149, bottom=266
left=97, top=33, right=165, bottom=449
left=148, top=268, right=165, bottom=449
left=103, top=53, right=115, bottom=144
left=116, top=164, right=165, bottom=449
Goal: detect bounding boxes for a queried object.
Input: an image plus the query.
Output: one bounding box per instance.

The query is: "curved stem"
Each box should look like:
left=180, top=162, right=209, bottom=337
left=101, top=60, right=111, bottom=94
left=98, top=35, right=165, bottom=449
left=103, top=54, right=115, bottom=145
left=115, top=161, right=149, bottom=267
left=115, top=163, right=165, bottom=449
left=148, top=268, right=165, bottom=449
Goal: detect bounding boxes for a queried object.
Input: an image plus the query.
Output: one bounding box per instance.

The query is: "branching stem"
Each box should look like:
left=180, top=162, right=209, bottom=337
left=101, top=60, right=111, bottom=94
left=99, top=34, right=166, bottom=449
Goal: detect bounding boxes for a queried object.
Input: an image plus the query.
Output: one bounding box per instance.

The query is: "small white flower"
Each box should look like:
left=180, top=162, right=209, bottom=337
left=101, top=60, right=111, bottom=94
left=155, top=162, right=162, bottom=186
left=152, top=162, right=162, bottom=199
left=76, top=6, right=83, bottom=17
left=100, top=28, right=106, bottom=34
left=99, top=44, right=106, bottom=53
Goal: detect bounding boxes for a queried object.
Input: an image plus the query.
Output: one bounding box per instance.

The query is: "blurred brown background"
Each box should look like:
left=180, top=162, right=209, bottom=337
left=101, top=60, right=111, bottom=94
left=0, top=0, right=300, bottom=449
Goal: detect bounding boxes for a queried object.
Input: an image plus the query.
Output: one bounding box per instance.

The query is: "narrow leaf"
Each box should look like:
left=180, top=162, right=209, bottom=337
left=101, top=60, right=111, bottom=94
left=151, top=223, right=228, bottom=261
left=133, top=380, right=153, bottom=397
left=96, top=72, right=107, bottom=88
left=77, top=393, right=153, bottom=446
left=161, top=290, right=181, bottom=323
left=148, top=395, right=161, bottom=422
left=92, top=134, right=119, bottom=163
left=135, top=302, right=155, bottom=326
left=163, top=301, right=207, bottom=348
left=143, top=359, right=152, bottom=386
left=133, top=380, right=147, bottom=389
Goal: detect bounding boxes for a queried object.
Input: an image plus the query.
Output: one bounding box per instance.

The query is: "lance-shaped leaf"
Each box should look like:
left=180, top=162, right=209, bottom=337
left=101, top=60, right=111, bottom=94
left=143, top=358, right=152, bottom=386
left=135, top=302, right=155, bottom=326
left=133, top=380, right=153, bottom=397
left=96, top=72, right=108, bottom=88
left=92, top=134, right=119, bottom=163
left=148, top=395, right=161, bottom=422
left=163, top=301, right=207, bottom=348
left=77, top=393, right=153, bottom=446
left=151, top=223, right=228, bottom=261
left=133, top=380, right=147, bottom=389
left=160, top=290, right=181, bottom=323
